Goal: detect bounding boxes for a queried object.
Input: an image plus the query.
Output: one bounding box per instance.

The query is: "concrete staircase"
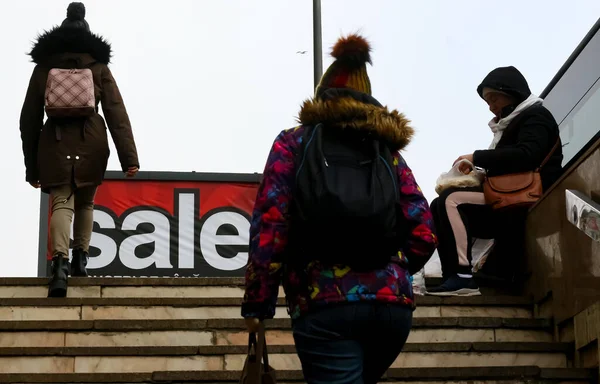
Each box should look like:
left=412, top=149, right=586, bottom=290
left=0, top=277, right=595, bottom=383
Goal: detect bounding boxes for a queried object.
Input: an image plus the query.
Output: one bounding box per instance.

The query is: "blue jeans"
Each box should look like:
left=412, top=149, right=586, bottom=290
left=292, top=302, right=413, bottom=384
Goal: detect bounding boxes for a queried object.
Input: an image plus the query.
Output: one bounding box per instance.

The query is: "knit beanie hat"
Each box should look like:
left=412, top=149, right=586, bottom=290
left=60, top=2, right=90, bottom=32
left=315, top=34, right=373, bottom=98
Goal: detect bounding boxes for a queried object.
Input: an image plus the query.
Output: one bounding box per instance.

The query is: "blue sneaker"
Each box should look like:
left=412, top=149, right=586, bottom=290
left=426, top=275, right=481, bottom=296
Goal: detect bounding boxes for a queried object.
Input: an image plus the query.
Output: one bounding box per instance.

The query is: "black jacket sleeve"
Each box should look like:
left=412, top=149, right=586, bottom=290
left=473, top=112, right=555, bottom=176
left=19, top=65, right=45, bottom=183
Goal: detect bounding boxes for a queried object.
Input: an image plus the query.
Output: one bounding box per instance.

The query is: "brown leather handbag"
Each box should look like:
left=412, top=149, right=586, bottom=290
left=483, top=140, right=560, bottom=210
left=239, top=323, right=277, bottom=384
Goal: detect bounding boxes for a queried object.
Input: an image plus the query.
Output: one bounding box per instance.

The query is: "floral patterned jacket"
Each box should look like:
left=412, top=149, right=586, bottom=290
left=242, top=89, right=437, bottom=320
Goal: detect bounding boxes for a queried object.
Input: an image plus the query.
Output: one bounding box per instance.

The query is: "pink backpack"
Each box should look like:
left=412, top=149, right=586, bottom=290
left=45, top=68, right=95, bottom=118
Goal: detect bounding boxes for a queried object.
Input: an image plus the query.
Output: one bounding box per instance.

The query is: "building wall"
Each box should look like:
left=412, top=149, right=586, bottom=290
left=526, top=140, right=600, bottom=323
left=525, top=20, right=600, bottom=322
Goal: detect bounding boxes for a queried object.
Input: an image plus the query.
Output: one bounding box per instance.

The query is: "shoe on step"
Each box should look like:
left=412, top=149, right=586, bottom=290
left=426, top=275, right=481, bottom=296
left=48, top=255, right=69, bottom=298
left=71, top=248, right=89, bottom=277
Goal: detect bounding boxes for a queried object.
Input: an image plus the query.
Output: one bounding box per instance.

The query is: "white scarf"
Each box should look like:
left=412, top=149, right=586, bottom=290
left=488, top=94, right=543, bottom=149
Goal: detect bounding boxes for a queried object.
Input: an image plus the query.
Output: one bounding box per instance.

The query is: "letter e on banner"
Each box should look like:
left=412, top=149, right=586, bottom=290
left=200, top=211, right=249, bottom=271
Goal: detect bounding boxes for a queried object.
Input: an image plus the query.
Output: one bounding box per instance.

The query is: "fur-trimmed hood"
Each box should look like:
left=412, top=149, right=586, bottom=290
left=298, top=88, right=414, bottom=151
left=29, top=26, right=111, bottom=65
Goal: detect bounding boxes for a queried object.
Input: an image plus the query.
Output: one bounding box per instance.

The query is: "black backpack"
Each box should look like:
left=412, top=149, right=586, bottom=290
left=287, top=123, right=404, bottom=271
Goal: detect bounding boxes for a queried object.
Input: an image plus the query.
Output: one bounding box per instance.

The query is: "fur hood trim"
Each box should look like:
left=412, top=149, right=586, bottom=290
left=29, top=26, right=111, bottom=65
left=298, top=96, right=414, bottom=151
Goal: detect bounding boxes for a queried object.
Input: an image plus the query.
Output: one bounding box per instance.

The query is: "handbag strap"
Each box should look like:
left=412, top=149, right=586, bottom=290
left=247, top=323, right=271, bottom=372
left=537, top=138, right=561, bottom=171
left=256, top=323, right=271, bottom=371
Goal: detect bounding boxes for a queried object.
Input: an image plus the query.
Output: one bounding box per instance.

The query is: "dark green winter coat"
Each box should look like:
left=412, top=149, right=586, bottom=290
left=20, top=26, right=139, bottom=192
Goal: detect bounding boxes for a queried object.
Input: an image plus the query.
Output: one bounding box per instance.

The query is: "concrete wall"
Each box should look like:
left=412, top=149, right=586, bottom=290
left=525, top=138, right=600, bottom=323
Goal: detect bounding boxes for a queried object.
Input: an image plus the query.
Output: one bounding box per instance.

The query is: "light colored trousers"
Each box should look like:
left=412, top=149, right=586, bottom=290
left=49, top=184, right=97, bottom=258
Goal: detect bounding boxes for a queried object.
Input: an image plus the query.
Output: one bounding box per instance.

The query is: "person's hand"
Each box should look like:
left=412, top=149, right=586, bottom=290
left=453, top=154, right=474, bottom=174
left=245, top=317, right=261, bottom=333
left=125, top=166, right=139, bottom=178
left=29, top=181, right=41, bottom=189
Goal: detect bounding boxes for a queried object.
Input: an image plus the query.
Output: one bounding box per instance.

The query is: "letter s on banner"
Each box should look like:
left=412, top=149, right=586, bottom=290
left=200, top=211, right=250, bottom=271
left=87, top=210, right=118, bottom=269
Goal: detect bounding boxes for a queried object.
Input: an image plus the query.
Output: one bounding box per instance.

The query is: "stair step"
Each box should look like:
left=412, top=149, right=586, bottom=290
left=0, top=343, right=573, bottom=373
left=0, top=277, right=252, bottom=286
left=0, top=285, right=529, bottom=301
left=0, top=281, right=529, bottom=303
left=0, top=342, right=574, bottom=355
left=0, top=277, right=449, bottom=287
left=0, top=278, right=579, bottom=381
left=0, top=317, right=553, bottom=331
left=0, top=367, right=593, bottom=383
left=0, top=276, right=520, bottom=299
left=0, top=318, right=554, bottom=347
left=0, top=296, right=534, bottom=306
left=0, top=329, right=554, bottom=347
left=0, top=297, right=534, bottom=322
left=0, top=277, right=436, bottom=287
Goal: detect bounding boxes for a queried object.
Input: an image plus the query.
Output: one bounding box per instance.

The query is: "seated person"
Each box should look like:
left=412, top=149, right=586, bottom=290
left=427, top=66, right=563, bottom=296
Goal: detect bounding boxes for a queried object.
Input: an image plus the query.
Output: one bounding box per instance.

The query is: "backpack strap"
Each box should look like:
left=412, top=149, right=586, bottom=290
left=295, top=124, right=322, bottom=179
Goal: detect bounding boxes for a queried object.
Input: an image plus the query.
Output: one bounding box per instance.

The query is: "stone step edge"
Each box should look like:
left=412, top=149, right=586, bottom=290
left=0, top=296, right=534, bottom=307
left=0, top=277, right=440, bottom=287
left=0, top=317, right=552, bottom=331
left=0, top=367, right=593, bottom=383
left=0, top=277, right=244, bottom=286
left=0, top=342, right=574, bottom=356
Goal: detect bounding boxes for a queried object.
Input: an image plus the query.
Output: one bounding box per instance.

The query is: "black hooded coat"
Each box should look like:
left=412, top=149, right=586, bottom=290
left=473, top=66, right=563, bottom=191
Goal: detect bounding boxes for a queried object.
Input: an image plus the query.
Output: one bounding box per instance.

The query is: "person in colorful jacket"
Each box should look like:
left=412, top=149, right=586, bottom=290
left=242, top=34, right=437, bottom=384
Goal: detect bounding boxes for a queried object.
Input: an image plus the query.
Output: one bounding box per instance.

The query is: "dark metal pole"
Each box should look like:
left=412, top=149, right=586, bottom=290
left=313, top=0, right=323, bottom=89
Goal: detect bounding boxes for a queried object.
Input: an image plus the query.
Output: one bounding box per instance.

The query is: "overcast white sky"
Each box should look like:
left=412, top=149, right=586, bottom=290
left=1, top=1, right=599, bottom=277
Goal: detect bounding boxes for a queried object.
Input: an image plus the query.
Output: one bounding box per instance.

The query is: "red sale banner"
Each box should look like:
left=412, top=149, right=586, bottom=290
left=40, top=172, right=260, bottom=277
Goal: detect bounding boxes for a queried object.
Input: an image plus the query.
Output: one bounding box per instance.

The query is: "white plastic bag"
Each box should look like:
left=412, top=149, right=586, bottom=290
left=435, top=159, right=485, bottom=195
left=422, top=243, right=494, bottom=278
left=472, top=238, right=495, bottom=273
left=411, top=268, right=426, bottom=295
left=424, top=252, right=442, bottom=278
